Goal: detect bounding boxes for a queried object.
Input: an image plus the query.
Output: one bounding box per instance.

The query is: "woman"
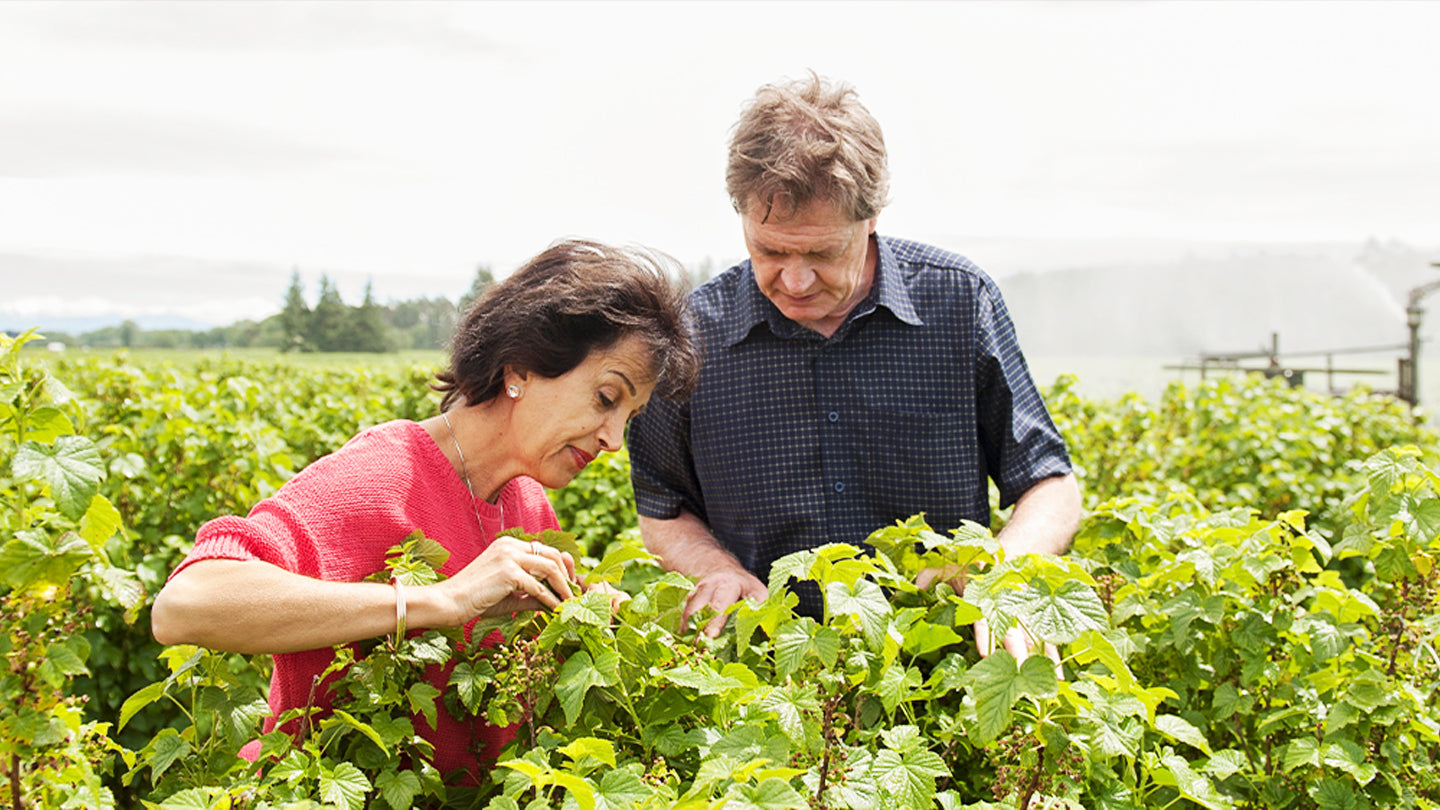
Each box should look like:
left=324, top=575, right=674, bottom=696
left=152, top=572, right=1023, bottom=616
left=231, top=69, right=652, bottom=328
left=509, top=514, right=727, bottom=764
left=151, top=238, right=700, bottom=783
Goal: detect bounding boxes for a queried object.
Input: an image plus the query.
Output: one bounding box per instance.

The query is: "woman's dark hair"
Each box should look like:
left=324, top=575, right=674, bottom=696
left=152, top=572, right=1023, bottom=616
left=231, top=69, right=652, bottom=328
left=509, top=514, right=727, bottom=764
left=434, top=239, right=700, bottom=411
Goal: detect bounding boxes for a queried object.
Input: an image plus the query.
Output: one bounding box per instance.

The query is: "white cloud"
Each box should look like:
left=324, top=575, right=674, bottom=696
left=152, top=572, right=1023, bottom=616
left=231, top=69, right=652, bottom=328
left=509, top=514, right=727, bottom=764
left=1, top=0, right=1438, bottom=326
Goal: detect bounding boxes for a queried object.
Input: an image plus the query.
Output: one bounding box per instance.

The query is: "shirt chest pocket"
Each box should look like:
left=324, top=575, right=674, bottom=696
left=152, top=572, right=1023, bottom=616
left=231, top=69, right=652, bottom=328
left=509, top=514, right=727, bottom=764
left=844, top=407, right=984, bottom=526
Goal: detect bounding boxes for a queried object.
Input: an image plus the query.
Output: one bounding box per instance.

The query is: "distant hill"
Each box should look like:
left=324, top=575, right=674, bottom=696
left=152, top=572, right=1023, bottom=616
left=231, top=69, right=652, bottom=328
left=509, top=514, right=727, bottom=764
left=997, top=243, right=1433, bottom=358
left=0, top=313, right=216, bottom=335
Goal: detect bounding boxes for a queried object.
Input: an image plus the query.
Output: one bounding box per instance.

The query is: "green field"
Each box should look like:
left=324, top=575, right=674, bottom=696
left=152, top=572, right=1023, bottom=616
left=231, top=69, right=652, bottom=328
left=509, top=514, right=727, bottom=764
left=6, top=338, right=1440, bottom=808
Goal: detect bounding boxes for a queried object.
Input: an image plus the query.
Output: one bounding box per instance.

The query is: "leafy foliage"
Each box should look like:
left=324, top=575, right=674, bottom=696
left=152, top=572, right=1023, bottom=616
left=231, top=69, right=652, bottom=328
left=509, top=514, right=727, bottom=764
left=8, top=348, right=1440, bottom=808
left=0, top=330, right=139, bottom=808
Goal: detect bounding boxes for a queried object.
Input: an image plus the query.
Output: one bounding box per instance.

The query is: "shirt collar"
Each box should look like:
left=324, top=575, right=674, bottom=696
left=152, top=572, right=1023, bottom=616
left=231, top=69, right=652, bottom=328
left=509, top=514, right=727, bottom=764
left=721, top=234, right=923, bottom=347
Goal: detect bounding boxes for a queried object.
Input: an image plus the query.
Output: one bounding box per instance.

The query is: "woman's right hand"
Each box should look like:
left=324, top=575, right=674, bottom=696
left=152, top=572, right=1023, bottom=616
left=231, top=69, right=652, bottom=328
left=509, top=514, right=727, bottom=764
left=432, top=536, right=580, bottom=622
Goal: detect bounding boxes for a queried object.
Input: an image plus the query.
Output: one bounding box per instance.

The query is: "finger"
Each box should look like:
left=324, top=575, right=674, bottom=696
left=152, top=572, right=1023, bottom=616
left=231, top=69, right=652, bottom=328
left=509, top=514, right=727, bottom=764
left=680, top=583, right=712, bottom=633
left=513, top=566, right=564, bottom=611
left=525, top=544, right=576, bottom=601
left=700, top=581, right=744, bottom=638
left=703, top=611, right=729, bottom=639
left=915, top=567, right=937, bottom=590
left=1045, top=642, right=1064, bottom=680
left=974, top=618, right=992, bottom=657
left=1004, top=631, right=1031, bottom=664
left=532, top=557, right=576, bottom=602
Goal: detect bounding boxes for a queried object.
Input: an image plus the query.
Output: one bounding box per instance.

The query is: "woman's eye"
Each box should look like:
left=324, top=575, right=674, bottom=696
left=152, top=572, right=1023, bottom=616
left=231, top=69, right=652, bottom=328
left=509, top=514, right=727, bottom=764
left=598, top=393, right=615, bottom=409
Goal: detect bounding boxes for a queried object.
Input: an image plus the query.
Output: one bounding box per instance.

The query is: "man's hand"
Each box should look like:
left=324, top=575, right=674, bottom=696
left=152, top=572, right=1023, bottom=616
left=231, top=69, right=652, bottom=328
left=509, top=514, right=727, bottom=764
left=640, top=511, right=769, bottom=638
left=917, top=565, right=1062, bottom=676
left=976, top=618, right=1063, bottom=676
left=683, top=569, right=768, bottom=638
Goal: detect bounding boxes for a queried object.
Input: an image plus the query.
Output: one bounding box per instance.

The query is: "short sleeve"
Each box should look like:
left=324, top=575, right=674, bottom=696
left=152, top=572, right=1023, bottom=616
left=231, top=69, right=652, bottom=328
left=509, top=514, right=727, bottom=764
left=973, top=279, right=1072, bottom=508
left=627, top=394, right=704, bottom=521
left=175, top=497, right=324, bottom=579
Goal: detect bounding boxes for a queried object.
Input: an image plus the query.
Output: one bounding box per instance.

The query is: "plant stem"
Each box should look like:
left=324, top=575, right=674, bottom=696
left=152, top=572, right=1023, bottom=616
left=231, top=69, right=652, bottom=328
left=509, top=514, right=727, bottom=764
left=9, top=752, right=21, bottom=810
left=1387, top=578, right=1411, bottom=678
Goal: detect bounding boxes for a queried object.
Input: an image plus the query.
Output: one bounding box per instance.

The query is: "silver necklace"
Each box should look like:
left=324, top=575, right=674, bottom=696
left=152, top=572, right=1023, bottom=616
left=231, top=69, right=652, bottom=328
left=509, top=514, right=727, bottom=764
left=441, top=411, right=500, bottom=532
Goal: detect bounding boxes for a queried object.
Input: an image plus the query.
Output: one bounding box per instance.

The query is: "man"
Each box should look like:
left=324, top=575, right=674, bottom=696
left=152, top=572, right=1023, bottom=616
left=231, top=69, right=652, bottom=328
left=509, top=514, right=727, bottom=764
left=627, top=73, right=1081, bottom=662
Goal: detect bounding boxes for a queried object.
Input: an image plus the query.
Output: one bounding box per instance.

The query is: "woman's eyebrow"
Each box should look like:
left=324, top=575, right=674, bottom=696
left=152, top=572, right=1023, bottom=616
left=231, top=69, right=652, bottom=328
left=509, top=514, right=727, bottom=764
left=609, top=370, right=637, bottom=397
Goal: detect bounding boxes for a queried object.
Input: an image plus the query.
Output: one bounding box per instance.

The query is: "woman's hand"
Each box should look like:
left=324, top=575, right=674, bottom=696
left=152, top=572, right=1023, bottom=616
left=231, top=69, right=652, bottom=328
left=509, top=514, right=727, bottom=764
left=432, top=537, right=580, bottom=622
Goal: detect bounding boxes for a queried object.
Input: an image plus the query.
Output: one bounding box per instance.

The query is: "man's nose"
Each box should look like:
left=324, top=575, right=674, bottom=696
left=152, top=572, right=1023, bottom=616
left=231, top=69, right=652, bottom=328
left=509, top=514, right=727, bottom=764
left=778, top=264, right=813, bottom=294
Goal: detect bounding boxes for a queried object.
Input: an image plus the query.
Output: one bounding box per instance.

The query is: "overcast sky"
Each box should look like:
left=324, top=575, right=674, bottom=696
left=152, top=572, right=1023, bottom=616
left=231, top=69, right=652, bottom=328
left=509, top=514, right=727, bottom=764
left=3, top=1, right=1438, bottom=327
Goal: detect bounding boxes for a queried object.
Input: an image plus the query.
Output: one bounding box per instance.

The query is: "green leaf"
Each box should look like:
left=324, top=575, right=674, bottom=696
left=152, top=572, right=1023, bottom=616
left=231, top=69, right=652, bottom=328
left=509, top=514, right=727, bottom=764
left=23, top=406, right=74, bottom=443
left=559, top=737, right=617, bottom=768
left=1280, top=738, right=1320, bottom=772
left=320, top=761, right=371, bottom=810
left=870, top=746, right=948, bottom=809
left=0, top=530, right=93, bottom=590
left=825, top=578, right=893, bottom=650
left=1155, top=714, right=1212, bottom=756
left=966, top=650, right=1020, bottom=745
left=757, top=683, right=820, bottom=746
left=587, top=543, right=653, bottom=583
left=405, top=529, right=451, bottom=570
left=1157, top=752, right=1230, bottom=810
left=662, top=664, right=744, bottom=696
left=1015, top=654, right=1058, bottom=700
left=773, top=618, right=840, bottom=678
left=376, top=769, right=423, bottom=810
left=1406, top=496, right=1440, bottom=543
left=1204, top=749, right=1249, bottom=780
left=13, top=436, right=105, bottom=519
left=110, top=452, right=146, bottom=479
left=329, top=709, right=389, bottom=754
left=1322, top=739, right=1377, bottom=786
left=157, top=788, right=224, bottom=809
left=146, top=728, right=190, bottom=785
left=1000, top=578, right=1110, bottom=645
left=448, top=661, right=496, bottom=713
left=722, top=777, right=808, bottom=810
left=1308, top=777, right=1360, bottom=810
left=594, top=768, right=652, bottom=810
left=39, top=636, right=90, bottom=685
left=120, top=681, right=167, bottom=730
left=1210, top=683, right=1253, bottom=723
left=556, top=651, right=615, bottom=725
left=559, top=590, right=611, bottom=627
left=876, top=665, right=923, bottom=714
left=198, top=686, right=268, bottom=745
left=407, top=681, right=441, bottom=730
left=551, top=771, right=598, bottom=810
left=735, top=593, right=800, bottom=650
left=97, top=564, right=147, bottom=619
left=769, top=548, right=819, bottom=594
left=900, top=621, right=965, bottom=656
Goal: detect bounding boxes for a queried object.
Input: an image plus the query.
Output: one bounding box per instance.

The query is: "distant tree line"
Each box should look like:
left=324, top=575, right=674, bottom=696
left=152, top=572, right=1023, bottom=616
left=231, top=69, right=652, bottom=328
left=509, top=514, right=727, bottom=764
left=25, top=257, right=719, bottom=353
left=36, top=267, right=497, bottom=353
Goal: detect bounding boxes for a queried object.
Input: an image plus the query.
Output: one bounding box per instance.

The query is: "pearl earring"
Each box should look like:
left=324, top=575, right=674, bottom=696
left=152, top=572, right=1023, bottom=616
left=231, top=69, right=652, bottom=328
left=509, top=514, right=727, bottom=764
left=507, top=384, right=521, bottom=399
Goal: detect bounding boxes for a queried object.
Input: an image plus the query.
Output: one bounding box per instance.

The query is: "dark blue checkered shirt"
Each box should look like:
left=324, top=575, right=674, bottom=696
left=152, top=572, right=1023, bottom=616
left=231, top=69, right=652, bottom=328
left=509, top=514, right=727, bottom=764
left=628, top=235, right=1072, bottom=617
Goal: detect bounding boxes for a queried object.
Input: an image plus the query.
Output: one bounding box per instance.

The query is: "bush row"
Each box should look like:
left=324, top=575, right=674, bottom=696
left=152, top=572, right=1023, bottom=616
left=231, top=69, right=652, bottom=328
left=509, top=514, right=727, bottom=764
left=3, top=342, right=1437, bottom=808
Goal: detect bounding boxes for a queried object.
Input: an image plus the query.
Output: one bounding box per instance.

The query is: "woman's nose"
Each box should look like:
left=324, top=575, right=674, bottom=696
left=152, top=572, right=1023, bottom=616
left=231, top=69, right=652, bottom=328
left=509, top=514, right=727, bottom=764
left=597, top=413, right=624, bottom=452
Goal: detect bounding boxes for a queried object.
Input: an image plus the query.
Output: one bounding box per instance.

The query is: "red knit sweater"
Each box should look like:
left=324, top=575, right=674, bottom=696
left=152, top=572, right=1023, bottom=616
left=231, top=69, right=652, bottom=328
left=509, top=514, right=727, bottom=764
left=178, top=419, right=559, bottom=784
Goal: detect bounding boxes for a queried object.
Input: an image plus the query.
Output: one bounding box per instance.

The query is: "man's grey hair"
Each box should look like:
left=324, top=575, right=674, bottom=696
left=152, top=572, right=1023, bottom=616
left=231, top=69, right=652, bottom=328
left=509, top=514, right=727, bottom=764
left=726, top=71, right=890, bottom=223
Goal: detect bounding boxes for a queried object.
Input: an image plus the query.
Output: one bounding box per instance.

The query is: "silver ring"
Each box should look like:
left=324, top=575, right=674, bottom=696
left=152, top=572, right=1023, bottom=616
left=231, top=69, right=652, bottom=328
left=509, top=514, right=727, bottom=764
left=531, top=540, right=542, bottom=556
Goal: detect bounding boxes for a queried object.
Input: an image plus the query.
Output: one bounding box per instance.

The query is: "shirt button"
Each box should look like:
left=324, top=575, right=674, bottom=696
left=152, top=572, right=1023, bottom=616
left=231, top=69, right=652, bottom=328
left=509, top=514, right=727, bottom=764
left=827, top=411, right=839, bottom=423
left=834, top=481, right=845, bottom=493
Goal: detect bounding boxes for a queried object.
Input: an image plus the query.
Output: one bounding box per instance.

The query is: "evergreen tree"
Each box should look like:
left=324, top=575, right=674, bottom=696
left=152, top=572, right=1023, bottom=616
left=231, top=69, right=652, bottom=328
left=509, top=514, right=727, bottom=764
left=280, top=269, right=311, bottom=352
left=457, top=265, right=495, bottom=314
left=308, top=275, right=349, bottom=352
left=350, top=279, right=394, bottom=353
